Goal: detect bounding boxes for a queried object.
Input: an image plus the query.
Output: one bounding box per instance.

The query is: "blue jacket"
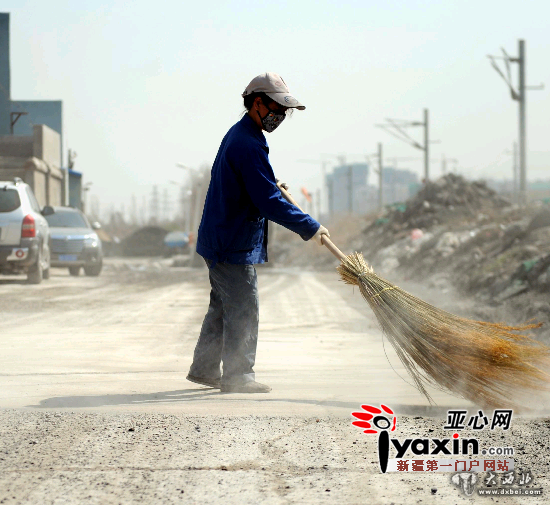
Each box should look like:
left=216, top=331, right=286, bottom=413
left=196, top=114, right=320, bottom=265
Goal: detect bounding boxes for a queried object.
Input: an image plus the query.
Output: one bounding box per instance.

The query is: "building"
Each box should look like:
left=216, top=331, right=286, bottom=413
left=325, top=163, right=369, bottom=216
left=0, top=12, right=67, bottom=203
left=485, top=177, right=550, bottom=204
left=0, top=123, right=64, bottom=206
left=382, top=167, right=420, bottom=205
left=10, top=100, right=63, bottom=154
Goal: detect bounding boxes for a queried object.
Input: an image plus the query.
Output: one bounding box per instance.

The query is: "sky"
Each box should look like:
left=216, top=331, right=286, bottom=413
left=3, top=0, right=549, bottom=220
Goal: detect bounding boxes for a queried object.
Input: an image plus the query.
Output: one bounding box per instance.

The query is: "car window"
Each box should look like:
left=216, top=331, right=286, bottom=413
left=0, top=187, right=21, bottom=212
left=26, top=188, right=41, bottom=213
left=45, top=211, right=89, bottom=228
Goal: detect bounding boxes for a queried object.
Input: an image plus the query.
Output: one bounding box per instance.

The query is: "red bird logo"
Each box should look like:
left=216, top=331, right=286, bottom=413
left=351, top=404, right=396, bottom=434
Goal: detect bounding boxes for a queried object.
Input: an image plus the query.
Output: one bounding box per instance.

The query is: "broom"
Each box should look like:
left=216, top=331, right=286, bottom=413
left=277, top=182, right=550, bottom=408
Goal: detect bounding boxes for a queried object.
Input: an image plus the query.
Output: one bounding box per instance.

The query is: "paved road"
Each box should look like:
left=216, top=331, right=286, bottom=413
left=0, top=259, right=546, bottom=504
left=0, top=258, right=463, bottom=413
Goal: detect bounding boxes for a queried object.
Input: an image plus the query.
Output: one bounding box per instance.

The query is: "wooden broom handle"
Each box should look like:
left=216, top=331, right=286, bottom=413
left=276, top=182, right=347, bottom=262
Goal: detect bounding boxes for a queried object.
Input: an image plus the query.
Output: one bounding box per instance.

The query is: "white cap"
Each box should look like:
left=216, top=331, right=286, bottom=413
left=242, top=72, right=305, bottom=110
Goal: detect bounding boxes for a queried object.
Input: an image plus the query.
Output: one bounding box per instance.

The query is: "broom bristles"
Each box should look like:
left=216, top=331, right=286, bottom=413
left=337, top=252, right=550, bottom=408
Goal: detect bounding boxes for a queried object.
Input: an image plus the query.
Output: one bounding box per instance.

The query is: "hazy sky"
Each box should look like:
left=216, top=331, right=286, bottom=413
left=3, top=0, right=549, bottom=218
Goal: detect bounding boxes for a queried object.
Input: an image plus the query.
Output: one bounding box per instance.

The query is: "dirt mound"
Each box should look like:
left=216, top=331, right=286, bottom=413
left=121, top=226, right=168, bottom=257
left=365, top=174, right=510, bottom=239
left=349, top=175, right=549, bottom=345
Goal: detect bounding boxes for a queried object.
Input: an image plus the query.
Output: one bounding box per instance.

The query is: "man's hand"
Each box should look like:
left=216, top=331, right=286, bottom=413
left=312, top=225, right=330, bottom=246
left=276, top=179, right=289, bottom=190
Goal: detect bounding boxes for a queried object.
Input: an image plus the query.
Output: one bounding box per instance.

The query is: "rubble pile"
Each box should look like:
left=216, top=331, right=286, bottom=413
left=351, top=175, right=550, bottom=342
left=361, top=174, right=510, bottom=252
left=452, top=211, right=550, bottom=302
left=400, top=174, right=507, bottom=225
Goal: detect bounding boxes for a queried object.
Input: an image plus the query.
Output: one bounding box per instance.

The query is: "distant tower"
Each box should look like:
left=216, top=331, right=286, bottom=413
left=141, top=195, right=146, bottom=225
left=162, top=188, right=171, bottom=222
left=150, top=186, right=159, bottom=224
left=131, top=194, right=137, bottom=225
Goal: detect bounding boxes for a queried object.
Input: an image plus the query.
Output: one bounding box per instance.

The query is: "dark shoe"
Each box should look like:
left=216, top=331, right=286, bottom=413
left=186, top=374, right=221, bottom=388
left=220, top=381, right=271, bottom=393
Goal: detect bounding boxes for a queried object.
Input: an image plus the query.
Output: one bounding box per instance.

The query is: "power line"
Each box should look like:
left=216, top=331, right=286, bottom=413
left=488, top=39, right=544, bottom=207
left=376, top=109, right=433, bottom=181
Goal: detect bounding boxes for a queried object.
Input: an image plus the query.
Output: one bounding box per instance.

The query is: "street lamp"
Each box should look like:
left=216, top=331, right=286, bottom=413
left=176, top=163, right=198, bottom=177
left=174, top=163, right=198, bottom=232
left=175, top=162, right=207, bottom=265
left=169, top=180, right=194, bottom=231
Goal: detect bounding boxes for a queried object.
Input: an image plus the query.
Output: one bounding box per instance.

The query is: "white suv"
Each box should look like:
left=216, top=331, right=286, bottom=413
left=0, top=178, right=51, bottom=283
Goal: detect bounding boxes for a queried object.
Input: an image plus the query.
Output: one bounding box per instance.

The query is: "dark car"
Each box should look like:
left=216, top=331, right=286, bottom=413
left=45, top=207, right=103, bottom=276
left=121, top=226, right=168, bottom=257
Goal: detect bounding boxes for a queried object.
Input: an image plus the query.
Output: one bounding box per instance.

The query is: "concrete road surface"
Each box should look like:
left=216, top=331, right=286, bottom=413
left=0, top=259, right=547, bottom=504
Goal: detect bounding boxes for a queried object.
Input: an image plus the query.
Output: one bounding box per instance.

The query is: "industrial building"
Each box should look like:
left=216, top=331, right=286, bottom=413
left=382, top=167, right=420, bottom=206
left=325, top=162, right=421, bottom=216
left=0, top=12, right=72, bottom=206
left=325, top=163, right=370, bottom=216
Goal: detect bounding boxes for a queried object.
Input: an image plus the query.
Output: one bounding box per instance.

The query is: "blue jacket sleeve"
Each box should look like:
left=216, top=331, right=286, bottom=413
left=231, top=140, right=320, bottom=241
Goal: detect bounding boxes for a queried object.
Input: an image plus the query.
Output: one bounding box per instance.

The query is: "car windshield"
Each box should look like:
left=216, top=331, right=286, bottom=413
left=0, top=188, right=21, bottom=213
left=45, top=210, right=89, bottom=228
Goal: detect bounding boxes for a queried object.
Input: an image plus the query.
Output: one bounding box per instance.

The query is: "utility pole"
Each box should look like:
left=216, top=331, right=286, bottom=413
left=321, top=160, right=327, bottom=218
left=366, top=145, right=384, bottom=212
left=518, top=40, right=526, bottom=207
left=512, top=141, right=518, bottom=204
left=67, top=148, right=77, bottom=207
left=488, top=39, right=543, bottom=207
left=141, top=195, right=146, bottom=225
left=178, top=185, right=186, bottom=225
left=423, top=108, right=429, bottom=180
left=150, top=185, right=159, bottom=224
left=348, top=164, right=353, bottom=213
left=315, top=188, right=321, bottom=219
left=162, top=188, right=171, bottom=223
left=376, top=110, right=433, bottom=182
left=327, top=175, right=334, bottom=218
left=131, top=193, right=137, bottom=225
left=378, top=143, right=383, bottom=210
left=190, top=167, right=210, bottom=267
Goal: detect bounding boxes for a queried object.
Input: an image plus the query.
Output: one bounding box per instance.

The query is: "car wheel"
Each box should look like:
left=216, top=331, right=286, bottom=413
left=84, top=261, right=102, bottom=277
left=27, top=250, right=43, bottom=284
left=69, top=266, right=81, bottom=276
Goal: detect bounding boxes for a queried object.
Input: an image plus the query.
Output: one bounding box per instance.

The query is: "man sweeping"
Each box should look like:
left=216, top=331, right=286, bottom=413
left=187, top=72, right=329, bottom=393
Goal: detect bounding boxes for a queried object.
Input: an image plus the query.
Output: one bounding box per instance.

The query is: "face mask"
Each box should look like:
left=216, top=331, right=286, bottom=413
left=257, top=108, right=286, bottom=133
